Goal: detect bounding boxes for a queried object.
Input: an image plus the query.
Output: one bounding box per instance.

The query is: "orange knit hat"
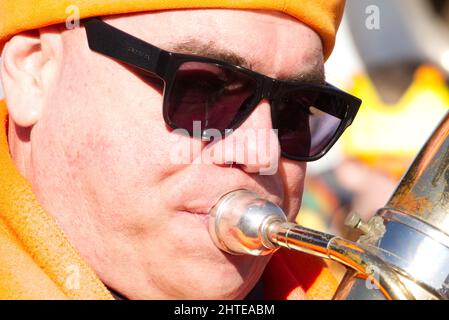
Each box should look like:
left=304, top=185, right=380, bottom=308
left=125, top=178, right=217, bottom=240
left=0, top=0, right=345, bottom=59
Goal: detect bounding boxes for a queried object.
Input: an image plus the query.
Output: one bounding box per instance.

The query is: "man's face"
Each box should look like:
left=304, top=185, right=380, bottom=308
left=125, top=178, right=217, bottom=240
left=9, top=10, right=323, bottom=299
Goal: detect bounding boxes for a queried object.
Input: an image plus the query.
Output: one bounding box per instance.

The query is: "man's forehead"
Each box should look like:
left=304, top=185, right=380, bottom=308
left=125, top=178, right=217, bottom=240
left=104, top=10, right=325, bottom=84
left=168, top=38, right=325, bottom=84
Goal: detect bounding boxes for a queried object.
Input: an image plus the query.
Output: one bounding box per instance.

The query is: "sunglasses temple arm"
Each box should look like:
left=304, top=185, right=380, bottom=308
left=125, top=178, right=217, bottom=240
left=84, top=18, right=164, bottom=75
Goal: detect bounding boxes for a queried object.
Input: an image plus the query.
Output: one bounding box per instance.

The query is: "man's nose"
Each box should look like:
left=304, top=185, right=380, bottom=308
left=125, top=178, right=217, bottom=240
left=204, top=100, right=281, bottom=175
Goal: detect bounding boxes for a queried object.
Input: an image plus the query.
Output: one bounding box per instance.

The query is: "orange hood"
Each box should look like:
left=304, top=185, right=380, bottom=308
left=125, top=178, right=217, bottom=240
left=0, top=0, right=346, bottom=59
left=0, top=100, right=337, bottom=299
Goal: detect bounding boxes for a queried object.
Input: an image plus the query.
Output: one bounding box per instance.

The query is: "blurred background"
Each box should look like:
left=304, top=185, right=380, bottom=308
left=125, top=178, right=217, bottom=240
left=301, top=0, right=449, bottom=278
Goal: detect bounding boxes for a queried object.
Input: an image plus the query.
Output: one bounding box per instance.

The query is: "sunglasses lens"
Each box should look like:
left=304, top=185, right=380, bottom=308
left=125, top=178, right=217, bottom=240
left=167, top=62, right=257, bottom=134
left=167, top=62, right=351, bottom=160
left=277, top=89, right=348, bottom=159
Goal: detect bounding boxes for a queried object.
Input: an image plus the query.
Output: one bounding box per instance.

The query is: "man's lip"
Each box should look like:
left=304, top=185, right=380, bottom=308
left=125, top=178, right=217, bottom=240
left=177, top=190, right=283, bottom=217
left=179, top=209, right=210, bottom=215
left=177, top=210, right=210, bottom=227
left=176, top=186, right=283, bottom=215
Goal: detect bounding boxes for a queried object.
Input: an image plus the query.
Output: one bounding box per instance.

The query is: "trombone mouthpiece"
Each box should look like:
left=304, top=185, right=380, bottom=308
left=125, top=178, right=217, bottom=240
left=208, top=190, right=287, bottom=256
left=208, top=190, right=417, bottom=300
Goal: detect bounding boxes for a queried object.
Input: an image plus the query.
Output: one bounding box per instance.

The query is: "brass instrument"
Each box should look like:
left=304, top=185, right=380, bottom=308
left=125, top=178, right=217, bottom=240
left=208, top=112, right=449, bottom=300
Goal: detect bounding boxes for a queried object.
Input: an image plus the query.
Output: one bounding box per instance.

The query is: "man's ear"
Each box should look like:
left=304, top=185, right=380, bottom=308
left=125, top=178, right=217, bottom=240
left=0, top=27, right=62, bottom=128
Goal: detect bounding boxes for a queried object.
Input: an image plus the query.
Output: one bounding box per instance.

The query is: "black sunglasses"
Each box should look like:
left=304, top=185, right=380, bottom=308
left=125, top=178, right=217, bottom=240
left=84, top=18, right=361, bottom=162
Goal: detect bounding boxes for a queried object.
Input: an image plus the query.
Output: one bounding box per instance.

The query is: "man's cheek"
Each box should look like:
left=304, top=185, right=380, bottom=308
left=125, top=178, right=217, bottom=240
left=90, top=131, right=179, bottom=188
left=280, top=160, right=306, bottom=220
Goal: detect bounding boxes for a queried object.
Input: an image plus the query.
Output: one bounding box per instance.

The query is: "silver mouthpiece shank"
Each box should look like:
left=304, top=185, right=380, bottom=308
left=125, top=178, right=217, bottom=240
left=208, top=190, right=287, bottom=256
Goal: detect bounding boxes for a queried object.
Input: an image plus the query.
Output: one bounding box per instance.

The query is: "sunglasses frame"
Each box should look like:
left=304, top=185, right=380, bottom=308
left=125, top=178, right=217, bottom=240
left=84, top=18, right=362, bottom=162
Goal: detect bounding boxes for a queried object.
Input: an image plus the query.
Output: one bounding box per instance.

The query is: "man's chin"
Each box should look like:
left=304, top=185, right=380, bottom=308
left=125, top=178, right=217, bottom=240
left=180, top=249, right=269, bottom=299
left=171, top=210, right=259, bottom=264
left=164, top=257, right=267, bottom=299
left=136, top=209, right=271, bottom=298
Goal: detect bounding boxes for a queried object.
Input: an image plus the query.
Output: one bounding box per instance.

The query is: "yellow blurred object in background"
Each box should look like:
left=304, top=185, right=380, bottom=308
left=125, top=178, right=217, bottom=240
left=341, top=65, right=449, bottom=179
